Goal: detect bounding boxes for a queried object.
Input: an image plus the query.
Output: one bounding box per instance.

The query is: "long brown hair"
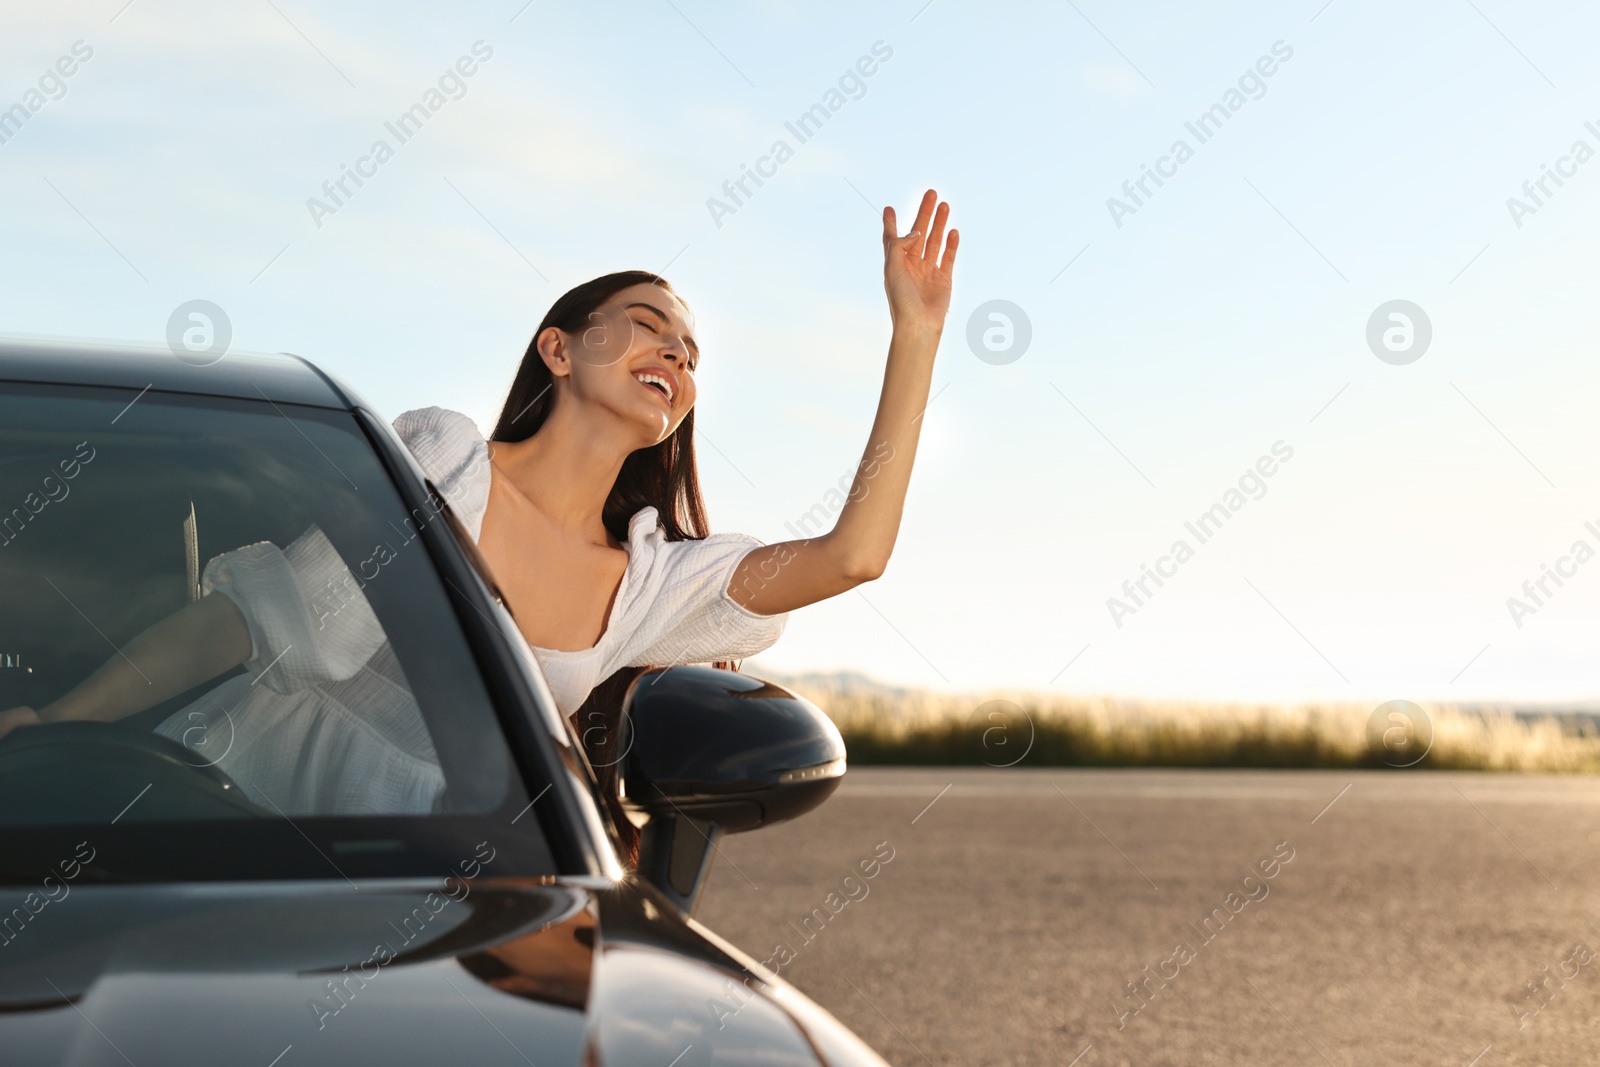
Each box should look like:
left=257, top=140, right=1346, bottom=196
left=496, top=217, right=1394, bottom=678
left=491, top=270, right=738, bottom=869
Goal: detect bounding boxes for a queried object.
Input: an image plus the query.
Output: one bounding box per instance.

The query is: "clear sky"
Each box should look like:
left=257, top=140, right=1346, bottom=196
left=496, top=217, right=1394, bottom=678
left=5, top=0, right=1600, bottom=706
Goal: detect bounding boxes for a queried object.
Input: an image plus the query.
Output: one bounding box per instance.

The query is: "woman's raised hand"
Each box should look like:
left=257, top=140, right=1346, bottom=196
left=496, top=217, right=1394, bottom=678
left=0, top=706, right=40, bottom=742
left=727, top=192, right=957, bottom=616
left=882, top=188, right=958, bottom=334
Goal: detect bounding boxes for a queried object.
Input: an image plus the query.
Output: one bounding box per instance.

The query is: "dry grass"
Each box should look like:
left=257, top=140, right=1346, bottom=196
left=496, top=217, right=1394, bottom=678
left=768, top=675, right=1600, bottom=773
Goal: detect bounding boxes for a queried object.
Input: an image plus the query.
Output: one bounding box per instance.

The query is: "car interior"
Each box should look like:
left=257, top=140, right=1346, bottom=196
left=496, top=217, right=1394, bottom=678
left=0, top=383, right=523, bottom=826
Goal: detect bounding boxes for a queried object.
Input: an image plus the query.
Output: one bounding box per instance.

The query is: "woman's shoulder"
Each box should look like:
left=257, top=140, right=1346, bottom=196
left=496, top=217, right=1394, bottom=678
left=392, top=407, right=492, bottom=539
left=393, top=406, right=487, bottom=459
left=608, top=505, right=788, bottom=669
left=621, top=506, right=772, bottom=603
left=623, top=506, right=765, bottom=557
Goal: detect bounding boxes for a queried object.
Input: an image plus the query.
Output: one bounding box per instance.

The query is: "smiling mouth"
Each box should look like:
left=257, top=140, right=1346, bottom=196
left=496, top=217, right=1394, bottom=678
left=633, top=372, right=674, bottom=404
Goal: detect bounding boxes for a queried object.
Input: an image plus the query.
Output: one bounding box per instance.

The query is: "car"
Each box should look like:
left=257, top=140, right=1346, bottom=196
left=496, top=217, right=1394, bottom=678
left=0, top=338, right=883, bottom=1066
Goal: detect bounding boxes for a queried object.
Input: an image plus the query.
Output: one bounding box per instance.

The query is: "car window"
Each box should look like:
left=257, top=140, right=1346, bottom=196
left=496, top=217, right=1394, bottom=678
left=0, top=383, right=552, bottom=879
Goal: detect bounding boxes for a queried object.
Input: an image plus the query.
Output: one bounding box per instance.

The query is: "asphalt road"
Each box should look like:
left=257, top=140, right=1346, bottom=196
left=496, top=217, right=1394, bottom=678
left=695, top=767, right=1600, bottom=1067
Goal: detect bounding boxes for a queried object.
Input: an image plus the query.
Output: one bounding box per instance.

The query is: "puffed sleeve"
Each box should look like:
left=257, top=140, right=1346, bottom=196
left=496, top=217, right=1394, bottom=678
left=203, top=524, right=387, bottom=694
left=620, top=533, right=789, bottom=667
left=392, top=407, right=492, bottom=541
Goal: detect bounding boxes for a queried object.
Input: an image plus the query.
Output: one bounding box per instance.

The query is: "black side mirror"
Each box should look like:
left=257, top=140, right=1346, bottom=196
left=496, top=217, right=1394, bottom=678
left=621, top=666, right=846, bottom=914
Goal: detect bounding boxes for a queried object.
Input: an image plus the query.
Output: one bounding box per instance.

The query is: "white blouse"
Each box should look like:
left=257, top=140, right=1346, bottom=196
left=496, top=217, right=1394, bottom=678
left=394, top=406, right=789, bottom=718
left=154, top=406, right=789, bottom=816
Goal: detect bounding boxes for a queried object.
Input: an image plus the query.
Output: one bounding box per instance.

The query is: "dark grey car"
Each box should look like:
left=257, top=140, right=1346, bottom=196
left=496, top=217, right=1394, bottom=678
left=0, top=339, right=880, bottom=1066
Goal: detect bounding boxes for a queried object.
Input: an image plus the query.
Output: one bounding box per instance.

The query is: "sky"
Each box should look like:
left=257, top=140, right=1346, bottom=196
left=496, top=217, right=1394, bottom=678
left=4, top=0, right=1600, bottom=707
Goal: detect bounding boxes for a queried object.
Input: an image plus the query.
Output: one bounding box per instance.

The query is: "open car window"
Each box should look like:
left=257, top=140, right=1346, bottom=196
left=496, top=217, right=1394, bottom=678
left=0, top=383, right=552, bottom=880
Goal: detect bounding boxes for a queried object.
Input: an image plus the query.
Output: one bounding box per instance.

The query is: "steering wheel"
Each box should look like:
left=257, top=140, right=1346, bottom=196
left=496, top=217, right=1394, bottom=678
left=0, top=721, right=266, bottom=823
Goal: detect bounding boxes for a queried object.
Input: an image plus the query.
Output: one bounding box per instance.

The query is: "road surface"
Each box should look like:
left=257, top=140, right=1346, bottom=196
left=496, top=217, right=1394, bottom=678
left=696, top=767, right=1600, bottom=1066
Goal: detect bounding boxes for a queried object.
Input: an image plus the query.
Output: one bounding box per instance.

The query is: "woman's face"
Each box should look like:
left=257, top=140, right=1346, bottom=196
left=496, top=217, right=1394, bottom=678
left=548, top=283, right=700, bottom=444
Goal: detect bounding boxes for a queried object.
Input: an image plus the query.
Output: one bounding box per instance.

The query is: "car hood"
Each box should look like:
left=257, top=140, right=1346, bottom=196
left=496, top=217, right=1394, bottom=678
left=0, top=875, right=887, bottom=1067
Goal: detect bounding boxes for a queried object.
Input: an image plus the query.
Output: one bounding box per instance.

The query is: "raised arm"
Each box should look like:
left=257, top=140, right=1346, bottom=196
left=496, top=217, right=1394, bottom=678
left=0, top=592, right=253, bottom=741
left=727, top=188, right=958, bottom=616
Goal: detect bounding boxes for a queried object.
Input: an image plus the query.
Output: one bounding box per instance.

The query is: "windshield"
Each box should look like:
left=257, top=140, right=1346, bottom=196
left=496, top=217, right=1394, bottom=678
left=0, top=383, right=552, bottom=880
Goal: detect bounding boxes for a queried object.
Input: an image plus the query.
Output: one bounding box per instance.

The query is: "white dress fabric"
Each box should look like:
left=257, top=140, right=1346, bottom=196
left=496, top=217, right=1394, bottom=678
left=155, top=406, right=789, bottom=816
left=393, top=407, right=790, bottom=719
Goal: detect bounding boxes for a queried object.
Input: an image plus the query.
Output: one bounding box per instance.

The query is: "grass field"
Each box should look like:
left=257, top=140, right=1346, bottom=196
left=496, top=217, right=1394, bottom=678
left=749, top=667, right=1600, bottom=773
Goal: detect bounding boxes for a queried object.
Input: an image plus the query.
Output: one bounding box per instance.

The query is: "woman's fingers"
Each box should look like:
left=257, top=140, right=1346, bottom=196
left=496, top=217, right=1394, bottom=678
left=885, top=191, right=955, bottom=273
left=923, top=200, right=950, bottom=264
left=909, top=189, right=937, bottom=251
left=939, top=227, right=959, bottom=274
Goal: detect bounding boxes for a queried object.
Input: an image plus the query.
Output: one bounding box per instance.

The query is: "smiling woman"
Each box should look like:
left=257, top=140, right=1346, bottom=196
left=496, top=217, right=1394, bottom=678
left=0, top=189, right=958, bottom=869
left=469, top=189, right=957, bottom=861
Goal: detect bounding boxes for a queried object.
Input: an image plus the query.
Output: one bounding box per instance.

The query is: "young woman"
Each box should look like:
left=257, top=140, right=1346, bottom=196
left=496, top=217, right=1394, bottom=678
left=0, top=189, right=958, bottom=848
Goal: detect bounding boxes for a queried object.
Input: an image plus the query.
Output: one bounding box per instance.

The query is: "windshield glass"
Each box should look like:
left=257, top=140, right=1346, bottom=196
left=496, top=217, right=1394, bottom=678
left=0, top=383, right=550, bottom=880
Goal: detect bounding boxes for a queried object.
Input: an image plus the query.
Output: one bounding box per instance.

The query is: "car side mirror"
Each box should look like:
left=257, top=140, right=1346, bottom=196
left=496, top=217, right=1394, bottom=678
left=621, top=666, right=846, bottom=914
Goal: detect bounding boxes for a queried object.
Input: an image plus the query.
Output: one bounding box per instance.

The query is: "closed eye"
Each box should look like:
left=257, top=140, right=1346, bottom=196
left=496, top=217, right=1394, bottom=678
left=633, top=316, right=697, bottom=371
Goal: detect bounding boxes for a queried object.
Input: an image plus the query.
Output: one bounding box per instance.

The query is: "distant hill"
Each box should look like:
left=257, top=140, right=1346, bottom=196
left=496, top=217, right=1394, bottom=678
left=739, top=661, right=912, bottom=700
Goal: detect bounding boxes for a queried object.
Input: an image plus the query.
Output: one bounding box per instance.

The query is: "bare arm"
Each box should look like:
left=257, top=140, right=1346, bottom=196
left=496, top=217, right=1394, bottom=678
left=0, top=593, right=253, bottom=738
left=727, top=188, right=958, bottom=616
